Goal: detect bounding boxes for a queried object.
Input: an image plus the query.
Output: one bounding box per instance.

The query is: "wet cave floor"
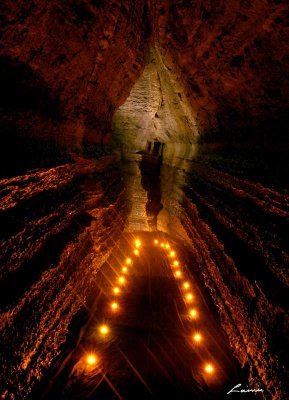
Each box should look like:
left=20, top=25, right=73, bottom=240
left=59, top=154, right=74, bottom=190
left=29, top=152, right=254, bottom=400
left=31, top=234, right=247, bottom=400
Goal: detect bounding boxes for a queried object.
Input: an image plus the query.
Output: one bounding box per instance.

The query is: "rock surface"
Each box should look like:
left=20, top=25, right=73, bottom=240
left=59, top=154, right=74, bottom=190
left=155, top=0, right=289, bottom=144
left=0, top=156, right=126, bottom=398
left=0, top=0, right=149, bottom=175
left=0, top=1, right=288, bottom=399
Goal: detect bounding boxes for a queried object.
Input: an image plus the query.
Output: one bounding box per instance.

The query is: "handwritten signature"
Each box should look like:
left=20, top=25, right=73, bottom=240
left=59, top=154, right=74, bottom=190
left=227, top=383, right=264, bottom=394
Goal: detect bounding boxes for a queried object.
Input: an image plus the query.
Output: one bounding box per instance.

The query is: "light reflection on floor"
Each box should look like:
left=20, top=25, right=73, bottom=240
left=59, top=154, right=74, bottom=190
left=35, top=233, right=244, bottom=400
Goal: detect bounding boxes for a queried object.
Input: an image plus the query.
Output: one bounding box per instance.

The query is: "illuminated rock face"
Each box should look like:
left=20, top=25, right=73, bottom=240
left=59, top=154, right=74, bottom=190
left=0, top=156, right=126, bottom=397
left=156, top=0, right=289, bottom=144
left=112, top=46, right=199, bottom=165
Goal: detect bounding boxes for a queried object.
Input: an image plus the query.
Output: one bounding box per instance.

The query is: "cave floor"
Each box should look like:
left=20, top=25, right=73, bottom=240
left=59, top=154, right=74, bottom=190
left=1, top=152, right=288, bottom=399
left=33, top=235, right=246, bottom=400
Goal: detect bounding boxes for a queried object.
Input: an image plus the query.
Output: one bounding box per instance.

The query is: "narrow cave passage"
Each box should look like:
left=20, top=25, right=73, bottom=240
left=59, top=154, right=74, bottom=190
left=0, top=1, right=288, bottom=399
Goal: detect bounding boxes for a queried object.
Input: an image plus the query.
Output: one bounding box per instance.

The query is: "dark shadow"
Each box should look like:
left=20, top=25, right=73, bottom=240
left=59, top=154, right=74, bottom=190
left=139, top=141, right=164, bottom=230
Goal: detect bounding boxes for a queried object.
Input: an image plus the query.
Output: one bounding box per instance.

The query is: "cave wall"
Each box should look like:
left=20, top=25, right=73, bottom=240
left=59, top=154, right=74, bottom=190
left=154, top=0, right=289, bottom=145
left=0, top=156, right=126, bottom=398
left=112, top=45, right=199, bottom=165
left=0, top=0, right=150, bottom=174
left=181, top=165, right=289, bottom=399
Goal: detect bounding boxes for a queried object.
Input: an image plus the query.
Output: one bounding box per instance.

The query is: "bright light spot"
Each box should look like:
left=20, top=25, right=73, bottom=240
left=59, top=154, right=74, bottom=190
left=126, top=258, right=132, bottom=265
left=204, top=363, right=214, bottom=374
left=154, top=239, right=159, bottom=244
left=113, top=287, right=120, bottom=294
left=193, top=333, right=202, bottom=343
left=183, top=281, right=190, bottom=290
left=165, top=243, right=170, bottom=249
left=175, top=270, right=182, bottom=278
left=111, top=302, right=118, bottom=310
left=122, top=267, right=128, bottom=273
left=135, top=239, right=141, bottom=248
left=99, top=324, right=109, bottom=335
left=133, top=249, right=139, bottom=256
left=169, top=251, right=176, bottom=258
left=86, top=354, right=98, bottom=365
left=185, top=293, right=194, bottom=302
left=161, top=243, right=165, bottom=248
left=173, top=260, right=179, bottom=267
left=189, top=308, right=198, bottom=319
left=118, top=276, right=125, bottom=285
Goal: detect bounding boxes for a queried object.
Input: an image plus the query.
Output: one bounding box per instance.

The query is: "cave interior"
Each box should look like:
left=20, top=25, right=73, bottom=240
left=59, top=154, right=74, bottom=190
left=0, top=1, right=289, bottom=399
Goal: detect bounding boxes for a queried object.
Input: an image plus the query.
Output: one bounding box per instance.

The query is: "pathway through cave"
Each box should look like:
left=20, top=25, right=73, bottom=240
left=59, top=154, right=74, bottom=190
left=32, top=234, right=246, bottom=400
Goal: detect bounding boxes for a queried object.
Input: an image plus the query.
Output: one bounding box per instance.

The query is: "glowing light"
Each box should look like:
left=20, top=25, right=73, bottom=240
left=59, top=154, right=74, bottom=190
left=86, top=354, right=98, bottom=365
left=133, top=249, right=139, bottom=256
left=173, top=260, right=179, bottom=267
left=122, top=266, right=128, bottom=273
left=204, top=363, right=214, bottom=374
left=126, top=258, right=132, bottom=265
left=185, top=293, right=194, bottom=302
left=165, top=243, right=170, bottom=249
left=113, top=287, right=120, bottom=294
left=135, top=239, right=141, bottom=248
left=111, top=302, right=118, bottom=310
left=175, top=270, right=182, bottom=278
left=118, top=276, right=125, bottom=285
left=99, top=324, right=109, bottom=335
left=154, top=239, right=159, bottom=244
left=183, top=281, right=190, bottom=290
left=193, top=333, right=202, bottom=343
left=189, top=308, right=198, bottom=319
left=169, top=251, right=176, bottom=258
left=161, top=243, right=165, bottom=248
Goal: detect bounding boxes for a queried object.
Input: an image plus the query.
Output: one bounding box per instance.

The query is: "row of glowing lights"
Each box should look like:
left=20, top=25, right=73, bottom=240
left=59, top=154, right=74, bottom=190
left=86, top=238, right=214, bottom=376
left=154, top=239, right=215, bottom=375
left=85, top=242, right=140, bottom=367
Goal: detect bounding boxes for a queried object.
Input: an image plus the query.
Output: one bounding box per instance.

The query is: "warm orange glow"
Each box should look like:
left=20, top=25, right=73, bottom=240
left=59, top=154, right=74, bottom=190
left=173, top=260, right=179, bottom=267
left=118, top=276, right=125, bottom=285
left=204, top=363, right=214, bottom=374
left=113, top=287, right=120, bottom=294
left=160, top=243, right=165, bottom=248
left=111, top=302, right=118, bottom=310
left=135, top=239, right=141, bottom=248
left=189, top=308, right=198, bottom=318
left=193, top=333, right=202, bottom=343
left=175, top=270, right=182, bottom=278
left=185, top=293, right=194, bottom=302
left=126, top=258, right=132, bottom=265
left=154, top=239, right=159, bottom=244
left=165, top=243, right=170, bottom=249
left=99, top=324, right=109, bottom=335
left=86, top=353, right=98, bottom=365
left=183, top=281, right=190, bottom=290
left=133, top=249, right=139, bottom=256
left=122, top=266, right=128, bottom=273
left=169, top=251, right=176, bottom=258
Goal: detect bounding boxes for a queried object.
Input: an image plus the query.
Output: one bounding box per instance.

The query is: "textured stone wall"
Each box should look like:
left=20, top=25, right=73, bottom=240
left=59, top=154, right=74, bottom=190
left=0, top=0, right=149, bottom=173
left=112, top=45, right=199, bottom=164
left=0, top=156, right=126, bottom=398
left=155, top=0, right=289, bottom=144
left=181, top=163, right=289, bottom=399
